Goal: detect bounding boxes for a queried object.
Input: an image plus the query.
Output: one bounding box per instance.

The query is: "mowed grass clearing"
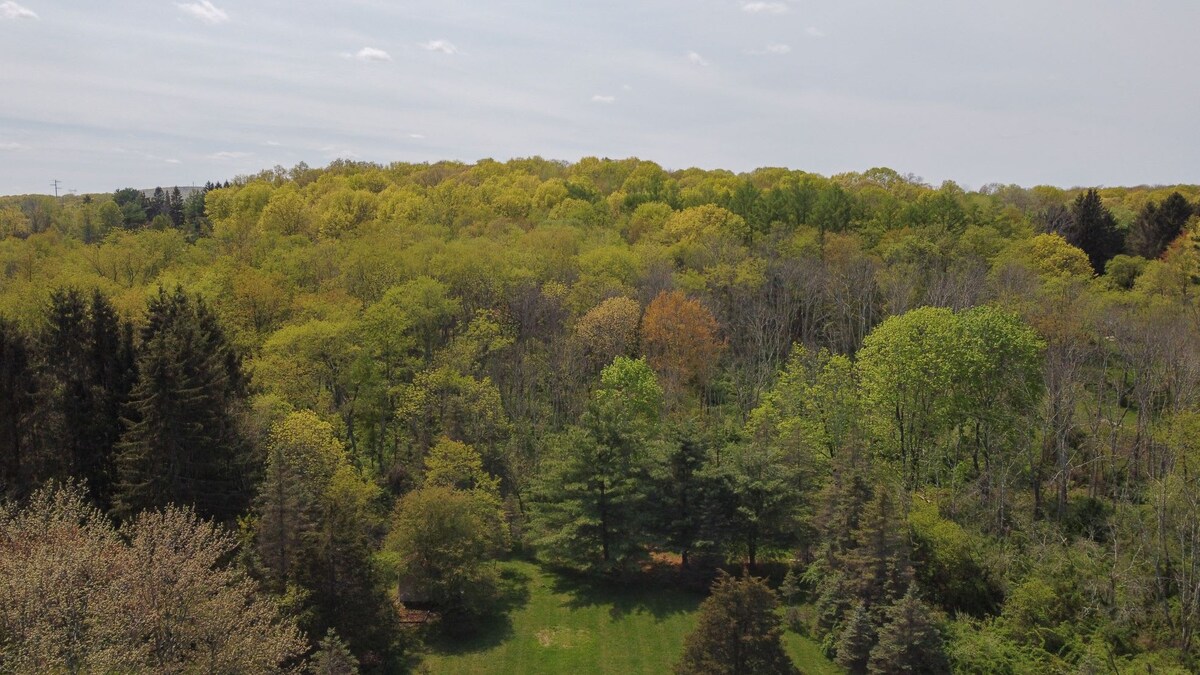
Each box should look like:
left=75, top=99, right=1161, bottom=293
left=421, top=560, right=842, bottom=675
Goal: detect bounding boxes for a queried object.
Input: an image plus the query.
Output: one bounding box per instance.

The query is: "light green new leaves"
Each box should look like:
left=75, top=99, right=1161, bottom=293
left=857, top=306, right=1044, bottom=486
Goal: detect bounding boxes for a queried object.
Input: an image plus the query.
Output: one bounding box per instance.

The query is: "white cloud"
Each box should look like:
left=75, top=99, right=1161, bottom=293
left=686, top=51, right=709, bottom=67
left=766, top=43, right=791, bottom=54
left=741, top=1, right=787, bottom=14
left=0, top=1, right=37, bottom=19
left=165, top=158, right=182, bottom=164
left=264, top=140, right=281, bottom=147
left=0, top=142, right=24, bottom=151
left=408, top=133, right=426, bottom=139
left=208, top=150, right=249, bottom=160
left=177, top=1, right=228, bottom=24
left=591, top=94, right=615, bottom=103
left=419, top=40, right=458, bottom=55
left=350, top=47, right=392, bottom=62
left=806, top=26, right=826, bottom=38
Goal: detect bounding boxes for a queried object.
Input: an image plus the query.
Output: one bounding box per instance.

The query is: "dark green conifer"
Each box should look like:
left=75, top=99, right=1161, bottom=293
left=1127, top=191, right=1194, bottom=259
left=844, top=484, right=912, bottom=610
left=867, top=587, right=949, bottom=675
left=834, top=601, right=876, bottom=674
left=311, top=629, right=360, bottom=675
left=650, top=428, right=721, bottom=569
left=0, top=319, right=38, bottom=497
left=115, top=287, right=251, bottom=521
left=168, top=186, right=185, bottom=227
left=675, top=573, right=799, bottom=675
left=1064, top=189, right=1124, bottom=273
left=40, top=288, right=135, bottom=509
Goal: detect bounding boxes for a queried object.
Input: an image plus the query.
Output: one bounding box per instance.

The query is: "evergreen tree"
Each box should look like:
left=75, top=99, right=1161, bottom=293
left=1128, top=192, right=1194, bottom=260
left=115, top=287, right=251, bottom=521
left=40, top=289, right=135, bottom=509
left=41, top=288, right=89, bottom=475
left=311, top=629, right=360, bottom=675
left=87, top=290, right=138, bottom=481
left=168, top=186, right=185, bottom=227
left=867, top=587, right=949, bottom=675
left=182, top=190, right=209, bottom=239
left=0, top=320, right=38, bottom=498
left=1062, top=189, right=1123, bottom=273
left=811, top=453, right=912, bottom=649
left=835, top=601, right=876, bottom=674
left=710, top=442, right=802, bottom=570
left=254, top=414, right=327, bottom=591
left=529, top=357, right=662, bottom=573
left=843, top=484, right=912, bottom=611
left=649, top=427, right=721, bottom=569
left=675, top=573, right=798, bottom=675
left=148, top=187, right=167, bottom=221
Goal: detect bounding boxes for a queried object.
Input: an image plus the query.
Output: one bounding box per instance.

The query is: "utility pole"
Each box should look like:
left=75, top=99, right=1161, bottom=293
left=50, top=179, right=61, bottom=198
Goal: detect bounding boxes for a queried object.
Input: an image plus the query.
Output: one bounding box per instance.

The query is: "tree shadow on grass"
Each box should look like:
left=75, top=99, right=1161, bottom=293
left=546, top=566, right=704, bottom=622
left=424, top=565, right=533, bottom=656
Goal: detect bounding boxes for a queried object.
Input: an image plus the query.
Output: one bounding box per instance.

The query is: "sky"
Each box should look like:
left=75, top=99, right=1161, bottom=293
left=1, top=0, right=1198, bottom=195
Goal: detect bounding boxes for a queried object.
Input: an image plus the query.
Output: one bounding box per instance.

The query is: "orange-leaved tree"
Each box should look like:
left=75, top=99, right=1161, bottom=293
left=641, top=290, right=724, bottom=400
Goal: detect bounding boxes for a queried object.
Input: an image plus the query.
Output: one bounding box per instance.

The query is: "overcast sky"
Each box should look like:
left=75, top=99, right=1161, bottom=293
left=1, top=0, right=1197, bottom=195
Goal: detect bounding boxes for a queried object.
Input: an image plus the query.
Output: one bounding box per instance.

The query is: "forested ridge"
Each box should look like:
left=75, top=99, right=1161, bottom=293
left=2, top=157, right=1200, bottom=673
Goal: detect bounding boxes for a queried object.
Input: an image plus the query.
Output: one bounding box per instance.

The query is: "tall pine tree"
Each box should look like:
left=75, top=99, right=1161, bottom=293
left=0, top=319, right=39, bottom=498
left=41, top=288, right=136, bottom=509
left=168, top=186, right=185, bottom=227
left=1127, top=191, right=1194, bottom=260
left=834, top=602, right=876, bottom=673
left=649, top=428, right=723, bottom=569
left=867, top=587, right=949, bottom=675
left=1059, top=189, right=1124, bottom=274
left=529, top=357, right=662, bottom=574
left=115, top=287, right=251, bottom=521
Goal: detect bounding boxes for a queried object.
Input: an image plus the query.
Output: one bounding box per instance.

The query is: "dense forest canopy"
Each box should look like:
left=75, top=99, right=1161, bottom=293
left=2, top=157, right=1200, bottom=673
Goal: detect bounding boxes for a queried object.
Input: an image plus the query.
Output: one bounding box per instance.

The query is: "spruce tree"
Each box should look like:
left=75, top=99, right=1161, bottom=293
left=311, top=629, right=360, bottom=675
left=168, top=187, right=185, bottom=227
left=867, top=587, right=949, bottom=675
left=254, top=411, right=336, bottom=591
left=1063, top=189, right=1124, bottom=273
left=675, top=573, right=799, bottom=675
left=811, top=463, right=913, bottom=652
left=0, top=319, right=38, bottom=498
left=1127, top=192, right=1194, bottom=260
left=41, top=288, right=135, bottom=509
left=529, top=357, right=662, bottom=573
left=834, top=601, right=876, bottom=674
left=115, top=287, right=251, bottom=521
left=148, top=187, right=167, bottom=221
left=42, top=288, right=90, bottom=477
left=843, top=484, right=912, bottom=611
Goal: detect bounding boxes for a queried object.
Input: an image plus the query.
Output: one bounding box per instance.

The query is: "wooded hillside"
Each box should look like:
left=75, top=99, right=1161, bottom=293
left=2, top=157, right=1200, bottom=673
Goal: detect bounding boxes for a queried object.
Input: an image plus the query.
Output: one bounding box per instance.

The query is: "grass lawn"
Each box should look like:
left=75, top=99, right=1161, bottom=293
left=420, top=560, right=842, bottom=675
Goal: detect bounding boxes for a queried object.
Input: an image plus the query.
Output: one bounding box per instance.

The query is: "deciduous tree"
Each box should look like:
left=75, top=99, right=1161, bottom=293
left=642, top=290, right=724, bottom=400
left=0, top=485, right=306, bottom=673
